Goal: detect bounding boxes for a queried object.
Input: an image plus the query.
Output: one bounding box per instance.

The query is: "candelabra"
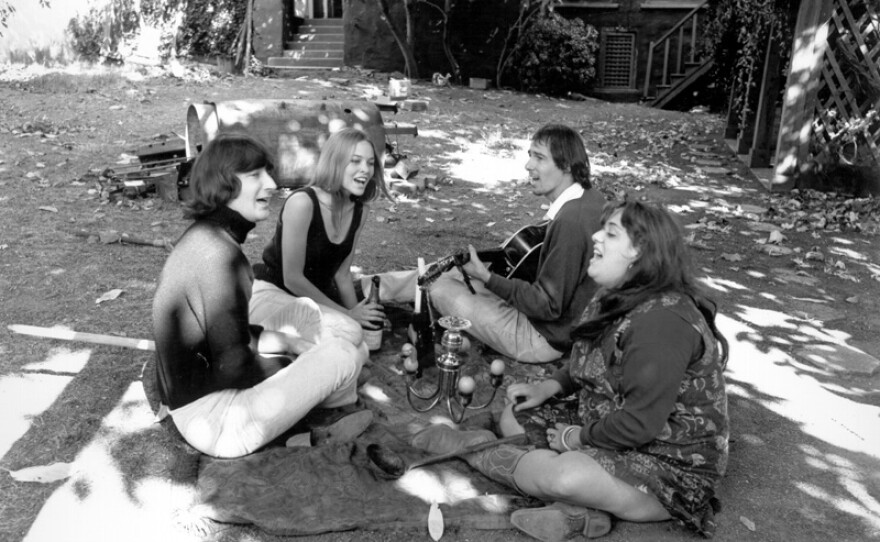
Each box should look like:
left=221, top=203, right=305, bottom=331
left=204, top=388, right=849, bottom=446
left=402, top=315, right=506, bottom=423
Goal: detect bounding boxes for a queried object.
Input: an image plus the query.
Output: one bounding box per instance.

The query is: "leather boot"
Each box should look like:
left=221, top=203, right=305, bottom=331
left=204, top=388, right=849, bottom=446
left=411, top=424, right=495, bottom=454
left=411, top=425, right=527, bottom=491
left=510, top=501, right=612, bottom=540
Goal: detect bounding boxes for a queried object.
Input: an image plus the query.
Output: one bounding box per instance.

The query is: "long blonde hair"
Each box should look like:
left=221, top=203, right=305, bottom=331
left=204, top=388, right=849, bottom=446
left=309, top=128, right=387, bottom=231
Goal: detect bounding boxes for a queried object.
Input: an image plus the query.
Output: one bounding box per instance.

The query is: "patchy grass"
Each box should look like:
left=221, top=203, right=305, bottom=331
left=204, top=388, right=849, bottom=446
left=2, top=66, right=880, bottom=542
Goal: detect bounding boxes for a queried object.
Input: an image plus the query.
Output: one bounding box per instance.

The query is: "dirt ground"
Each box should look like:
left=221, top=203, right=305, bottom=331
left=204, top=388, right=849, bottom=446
left=1, top=63, right=879, bottom=542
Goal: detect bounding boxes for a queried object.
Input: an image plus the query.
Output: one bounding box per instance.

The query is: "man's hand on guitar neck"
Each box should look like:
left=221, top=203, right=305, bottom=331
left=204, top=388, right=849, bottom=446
left=462, top=245, right=491, bottom=283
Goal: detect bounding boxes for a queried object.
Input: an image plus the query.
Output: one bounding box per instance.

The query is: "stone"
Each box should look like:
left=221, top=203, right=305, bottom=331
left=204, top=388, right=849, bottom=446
left=698, top=166, right=732, bottom=175
left=746, top=222, right=782, bottom=233
left=787, top=300, right=846, bottom=322
left=740, top=204, right=769, bottom=214
left=400, top=100, right=428, bottom=112
left=796, top=344, right=880, bottom=376
left=694, top=158, right=725, bottom=167
left=771, top=268, right=820, bottom=287
left=757, top=244, right=793, bottom=256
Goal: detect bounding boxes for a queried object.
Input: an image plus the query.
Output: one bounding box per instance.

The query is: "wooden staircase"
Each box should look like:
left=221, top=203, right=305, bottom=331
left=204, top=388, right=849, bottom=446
left=643, top=1, right=713, bottom=109
left=268, top=18, right=344, bottom=71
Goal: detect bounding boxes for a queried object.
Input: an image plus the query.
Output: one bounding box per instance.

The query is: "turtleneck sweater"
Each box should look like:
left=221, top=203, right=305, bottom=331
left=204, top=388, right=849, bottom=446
left=152, top=206, right=291, bottom=409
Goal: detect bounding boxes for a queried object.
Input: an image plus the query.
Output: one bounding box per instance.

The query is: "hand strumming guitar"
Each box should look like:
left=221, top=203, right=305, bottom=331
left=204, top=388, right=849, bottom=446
left=462, top=245, right=491, bottom=283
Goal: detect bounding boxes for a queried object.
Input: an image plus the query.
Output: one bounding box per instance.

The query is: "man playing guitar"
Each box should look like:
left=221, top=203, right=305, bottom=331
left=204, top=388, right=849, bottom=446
left=373, top=123, right=606, bottom=363
left=431, top=123, right=605, bottom=362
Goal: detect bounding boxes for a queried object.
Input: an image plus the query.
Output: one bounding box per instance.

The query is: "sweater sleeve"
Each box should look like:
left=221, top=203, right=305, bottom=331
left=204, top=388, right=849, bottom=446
left=486, top=209, right=588, bottom=320
left=202, top=248, right=287, bottom=390
left=582, top=309, right=702, bottom=450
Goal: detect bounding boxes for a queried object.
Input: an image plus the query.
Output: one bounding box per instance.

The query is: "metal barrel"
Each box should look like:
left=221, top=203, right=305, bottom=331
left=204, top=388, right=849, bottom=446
left=185, top=99, right=386, bottom=187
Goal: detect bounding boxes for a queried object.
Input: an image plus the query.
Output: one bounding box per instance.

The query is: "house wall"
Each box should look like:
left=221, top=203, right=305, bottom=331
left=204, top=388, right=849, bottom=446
left=558, top=1, right=703, bottom=100
left=320, top=0, right=702, bottom=98
left=254, top=0, right=286, bottom=61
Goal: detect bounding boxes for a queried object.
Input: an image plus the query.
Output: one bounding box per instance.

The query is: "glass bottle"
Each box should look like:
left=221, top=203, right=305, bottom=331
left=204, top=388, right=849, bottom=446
left=364, top=275, right=383, bottom=351
left=409, top=289, right=435, bottom=370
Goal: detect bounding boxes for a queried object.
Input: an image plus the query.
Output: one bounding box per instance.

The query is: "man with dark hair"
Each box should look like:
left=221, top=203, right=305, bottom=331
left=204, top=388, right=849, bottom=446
left=432, top=123, right=606, bottom=362
left=373, top=124, right=606, bottom=363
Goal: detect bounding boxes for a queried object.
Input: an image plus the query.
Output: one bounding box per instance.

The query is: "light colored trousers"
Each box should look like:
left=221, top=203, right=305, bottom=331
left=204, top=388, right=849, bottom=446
left=169, top=280, right=368, bottom=458
left=365, top=269, right=562, bottom=363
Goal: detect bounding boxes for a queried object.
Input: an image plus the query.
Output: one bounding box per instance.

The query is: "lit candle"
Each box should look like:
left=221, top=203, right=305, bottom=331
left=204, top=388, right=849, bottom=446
left=490, top=359, right=506, bottom=376
left=403, top=356, right=419, bottom=373
left=458, top=376, right=476, bottom=395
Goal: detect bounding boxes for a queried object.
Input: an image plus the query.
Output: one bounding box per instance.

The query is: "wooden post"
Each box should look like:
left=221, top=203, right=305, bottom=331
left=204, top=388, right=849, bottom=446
left=724, top=83, right=739, bottom=139
left=748, top=26, right=783, bottom=168
left=772, top=0, right=834, bottom=190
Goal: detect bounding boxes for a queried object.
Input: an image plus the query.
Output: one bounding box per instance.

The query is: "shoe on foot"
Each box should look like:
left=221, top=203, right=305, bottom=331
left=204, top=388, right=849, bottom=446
left=510, top=502, right=612, bottom=541
left=311, top=409, right=373, bottom=445
left=410, top=424, right=496, bottom=455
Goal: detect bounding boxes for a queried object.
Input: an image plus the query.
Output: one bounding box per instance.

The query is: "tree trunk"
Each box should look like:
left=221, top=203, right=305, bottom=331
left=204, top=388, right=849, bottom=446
left=376, top=0, right=419, bottom=78
left=420, top=0, right=460, bottom=83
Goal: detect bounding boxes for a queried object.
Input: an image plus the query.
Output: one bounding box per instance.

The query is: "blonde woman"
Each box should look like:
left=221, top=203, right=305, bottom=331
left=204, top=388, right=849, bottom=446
left=250, top=128, right=388, bottom=361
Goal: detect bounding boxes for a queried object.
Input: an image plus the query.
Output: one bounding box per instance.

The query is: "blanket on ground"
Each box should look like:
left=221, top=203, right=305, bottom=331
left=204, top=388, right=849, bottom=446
left=194, top=422, right=536, bottom=535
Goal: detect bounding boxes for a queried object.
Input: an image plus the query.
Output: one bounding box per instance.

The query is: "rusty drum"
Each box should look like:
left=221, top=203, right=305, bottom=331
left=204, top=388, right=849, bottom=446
left=185, top=99, right=386, bottom=187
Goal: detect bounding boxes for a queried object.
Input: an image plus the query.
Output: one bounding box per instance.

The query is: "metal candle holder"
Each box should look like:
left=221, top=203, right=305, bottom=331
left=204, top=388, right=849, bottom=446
left=402, top=315, right=505, bottom=423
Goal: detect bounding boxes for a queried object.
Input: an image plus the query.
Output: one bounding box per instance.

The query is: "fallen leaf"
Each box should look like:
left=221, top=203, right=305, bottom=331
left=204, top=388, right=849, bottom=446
left=845, top=296, right=859, bottom=304
left=720, top=253, right=743, bottom=262
left=99, top=231, right=122, bottom=244
left=740, top=516, right=756, bottom=532
left=805, top=248, right=824, bottom=261
left=96, top=288, right=124, bottom=304
left=767, top=230, right=785, bottom=244
left=428, top=502, right=444, bottom=541
left=38, top=206, right=58, bottom=213
left=758, top=244, right=793, bottom=256
left=9, top=462, right=72, bottom=483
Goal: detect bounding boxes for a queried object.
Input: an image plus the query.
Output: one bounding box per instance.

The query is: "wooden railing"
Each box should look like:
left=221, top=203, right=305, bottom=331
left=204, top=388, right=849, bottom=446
left=643, top=0, right=710, bottom=101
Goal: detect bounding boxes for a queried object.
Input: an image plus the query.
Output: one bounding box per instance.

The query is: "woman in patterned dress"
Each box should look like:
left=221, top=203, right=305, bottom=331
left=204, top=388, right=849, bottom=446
left=409, top=200, right=729, bottom=539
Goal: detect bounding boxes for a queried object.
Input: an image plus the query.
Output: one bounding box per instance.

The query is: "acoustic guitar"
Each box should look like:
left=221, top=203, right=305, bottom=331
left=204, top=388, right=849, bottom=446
left=418, top=221, right=549, bottom=291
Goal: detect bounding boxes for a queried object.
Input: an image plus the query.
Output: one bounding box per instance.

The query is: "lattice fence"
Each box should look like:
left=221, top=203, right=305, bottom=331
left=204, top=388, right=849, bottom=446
left=811, top=0, right=880, bottom=168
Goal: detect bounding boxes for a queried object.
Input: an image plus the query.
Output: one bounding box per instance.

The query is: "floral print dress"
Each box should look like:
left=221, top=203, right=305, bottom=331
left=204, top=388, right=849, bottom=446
left=550, top=292, right=729, bottom=537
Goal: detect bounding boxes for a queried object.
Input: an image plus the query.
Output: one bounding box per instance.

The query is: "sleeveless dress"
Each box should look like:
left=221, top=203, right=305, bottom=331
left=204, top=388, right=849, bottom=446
left=254, top=187, right=363, bottom=304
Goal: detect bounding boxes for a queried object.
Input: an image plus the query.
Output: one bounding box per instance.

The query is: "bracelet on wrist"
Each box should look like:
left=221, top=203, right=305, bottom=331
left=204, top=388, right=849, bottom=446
left=561, top=425, right=579, bottom=451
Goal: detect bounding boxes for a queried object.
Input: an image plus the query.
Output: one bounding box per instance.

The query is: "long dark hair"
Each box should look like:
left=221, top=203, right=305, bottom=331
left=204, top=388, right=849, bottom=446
left=183, top=132, right=275, bottom=219
left=572, top=200, right=728, bottom=366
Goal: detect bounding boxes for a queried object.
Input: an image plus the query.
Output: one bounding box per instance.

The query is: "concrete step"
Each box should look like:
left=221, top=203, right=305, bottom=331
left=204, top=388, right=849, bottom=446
left=270, top=66, right=342, bottom=74
left=304, top=18, right=342, bottom=26
left=291, top=32, right=344, bottom=43
left=268, top=57, right=344, bottom=69
left=282, top=50, right=344, bottom=60
left=285, top=43, right=343, bottom=54
left=298, top=24, right=343, bottom=34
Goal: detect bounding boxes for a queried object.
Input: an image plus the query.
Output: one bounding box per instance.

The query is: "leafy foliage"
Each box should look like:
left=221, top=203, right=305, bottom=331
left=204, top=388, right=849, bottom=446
left=495, top=0, right=557, bottom=88
left=176, top=0, right=246, bottom=58
left=507, top=11, right=598, bottom=96
left=66, top=0, right=245, bottom=62
left=701, top=0, right=797, bottom=119
left=67, top=0, right=142, bottom=62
